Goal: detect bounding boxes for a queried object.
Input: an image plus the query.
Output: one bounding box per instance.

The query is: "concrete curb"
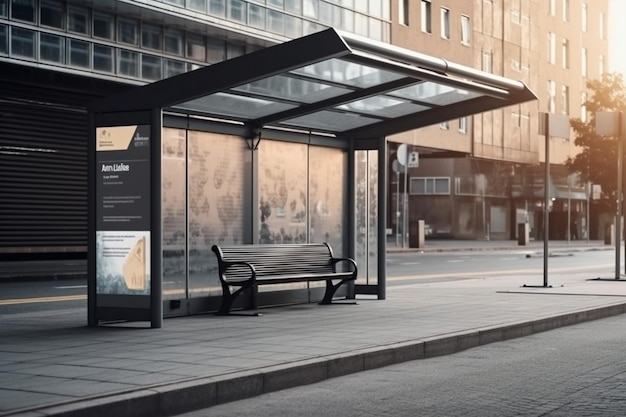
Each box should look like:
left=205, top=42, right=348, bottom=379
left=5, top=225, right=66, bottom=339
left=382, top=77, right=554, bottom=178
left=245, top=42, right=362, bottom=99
left=15, top=301, right=626, bottom=417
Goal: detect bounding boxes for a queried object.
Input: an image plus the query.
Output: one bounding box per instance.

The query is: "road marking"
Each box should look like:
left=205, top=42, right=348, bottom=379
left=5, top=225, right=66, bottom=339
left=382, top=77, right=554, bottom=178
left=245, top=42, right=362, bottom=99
left=0, top=295, right=86, bottom=306
left=447, top=259, right=463, bottom=263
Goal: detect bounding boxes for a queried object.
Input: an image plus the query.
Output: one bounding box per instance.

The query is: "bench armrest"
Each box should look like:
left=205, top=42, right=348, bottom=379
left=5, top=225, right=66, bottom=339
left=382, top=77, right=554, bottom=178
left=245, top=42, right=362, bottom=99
left=330, top=257, right=358, bottom=275
left=220, top=261, right=257, bottom=283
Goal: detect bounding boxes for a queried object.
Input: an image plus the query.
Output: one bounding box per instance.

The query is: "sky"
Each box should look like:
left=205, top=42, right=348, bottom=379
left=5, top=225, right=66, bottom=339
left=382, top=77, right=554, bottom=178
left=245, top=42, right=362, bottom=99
left=609, top=0, right=626, bottom=74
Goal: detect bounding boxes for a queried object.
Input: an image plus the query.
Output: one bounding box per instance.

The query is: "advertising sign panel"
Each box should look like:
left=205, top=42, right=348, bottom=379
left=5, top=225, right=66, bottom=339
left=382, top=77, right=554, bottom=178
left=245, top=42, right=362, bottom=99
left=95, top=125, right=151, bottom=295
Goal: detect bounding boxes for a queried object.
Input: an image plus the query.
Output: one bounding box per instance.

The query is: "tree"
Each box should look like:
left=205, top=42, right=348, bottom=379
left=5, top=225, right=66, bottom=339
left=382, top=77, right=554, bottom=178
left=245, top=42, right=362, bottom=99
left=566, top=73, right=626, bottom=212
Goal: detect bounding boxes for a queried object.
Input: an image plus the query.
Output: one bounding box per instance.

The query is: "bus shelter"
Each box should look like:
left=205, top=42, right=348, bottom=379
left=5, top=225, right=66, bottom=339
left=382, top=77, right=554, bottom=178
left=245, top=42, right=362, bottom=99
left=88, top=28, right=536, bottom=327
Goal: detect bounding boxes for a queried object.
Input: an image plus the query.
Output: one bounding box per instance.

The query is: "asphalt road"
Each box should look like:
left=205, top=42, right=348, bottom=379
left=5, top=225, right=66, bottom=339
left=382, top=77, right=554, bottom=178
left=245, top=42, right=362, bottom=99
left=175, top=313, right=626, bottom=417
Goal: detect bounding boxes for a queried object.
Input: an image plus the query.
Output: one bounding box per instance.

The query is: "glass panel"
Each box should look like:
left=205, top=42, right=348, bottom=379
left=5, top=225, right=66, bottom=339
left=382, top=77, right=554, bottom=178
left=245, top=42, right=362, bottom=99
left=68, top=5, right=88, bottom=34
left=188, top=131, right=250, bottom=297
left=258, top=140, right=308, bottom=248
left=93, top=44, right=113, bottom=72
left=40, top=33, right=63, bottom=63
left=165, top=59, right=186, bottom=77
left=233, top=75, right=352, bottom=103
left=226, top=42, right=244, bottom=58
left=285, top=0, right=301, bottom=13
left=336, top=95, right=429, bottom=117
left=388, top=81, right=480, bottom=106
left=93, top=12, right=114, bottom=39
left=68, top=39, right=89, bottom=68
left=308, top=146, right=347, bottom=255
left=303, top=0, right=317, bottom=18
left=248, top=4, right=265, bottom=29
left=268, top=0, right=283, bottom=7
left=0, top=0, right=7, bottom=17
left=354, top=150, right=378, bottom=284
left=188, top=0, right=207, bottom=12
left=118, top=18, right=138, bottom=45
left=186, top=33, right=205, bottom=61
left=11, top=0, right=35, bottom=22
left=355, top=12, right=368, bottom=36
left=280, top=109, right=381, bottom=132
left=141, top=54, right=162, bottom=80
left=164, top=29, right=183, bottom=55
left=228, top=0, right=246, bottom=23
left=40, top=0, right=63, bottom=29
left=284, top=14, right=301, bottom=38
left=142, top=23, right=162, bottom=51
left=0, top=25, right=6, bottom=55
left=11, top=27, right=35, bottom=58
left=208, top=0, right=226, bottom=17
left=268, top=10, right=284, bottom=34
left=292, top=58, right=404, bottom=87
left=162, top=128, right=187, bottom=301
left=118, top=49, right=138, bottom=77
left=175, top=93, right=297, bottom=119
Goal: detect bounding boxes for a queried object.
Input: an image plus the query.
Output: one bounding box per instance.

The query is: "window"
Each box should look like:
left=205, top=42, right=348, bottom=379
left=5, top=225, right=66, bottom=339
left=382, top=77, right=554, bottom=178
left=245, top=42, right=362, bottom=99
left=285, top=0, right=301, bottom=13
left=581, top=3, right=587, bottom=32
left=0, top=0, right=6, bottom=17
left=399, top=0, right=408, bottom=26
left=268, top=10, right=284, bottom=34
left=248, top=4, right=265, bottom=29
left=458, top=117, right=467, bottom=133
left=208, top=0, right=225, bottom=17
left=581, top=48, right=587, bottom=77
left=599, top=55, right=605, bottom=75
left=93, top=44, right=113, bottom=72
left=10, top=27, right=35, bottom=58
left=188, top=0, right=207, bottom=12
left=93, top=12, right=114, bottom=39
left=548, top=32, right=555, bottom=64
left=206, top=37, right=225, bottom=63
left=141, top=54, right=162, bottom=80
left=562, top=0, right=569, bottom=21
left=562, top=39, right=569, bottom=69
left=228, top=0, right=245, bottom=23
left=68, top=39, right=89, bottom=68
left=165, top=59, right=186, bottom=78
left=11, top=0, right=35, bottom=22
left=118, top=18, right=138, bottom=45
left=303, top=0, right=318, bottom=18
left=410, top=177, right=450, bottom=195
left=421, top=0, right=431, bottom=33
left=355, top=12, right=368, bottom=36
left=118, top=49, right=138, bottom=77
left=164, top=29, right=183, bottom=55
left=440, top=8, right=450, bottom=39
left=142, top=23, right=162, bottom=51
left=0, top=24, right=6, bottom=55
left=561, top=85, right=569, bottom=115
left=39, top=33, right=63, bottom=63
left=600, top=13, right=605, bottom=40
left=547, top=80, right=556, bottom=113
left=440, top=121, right=449, bottom=130
left=68, top=6, right=88, bottom=34
left=482, top=51, right=492, bottom=73
left=549, top=0, right=555, bottom=15
left=186, top=34, right=205, bottom=61
left=461, top=15, right=470, bottom=45
left=581, top=92, right=587, bottom=123
left=285, top=14, right=302, bottom=38
left=40, top=0, right=63, bottom=29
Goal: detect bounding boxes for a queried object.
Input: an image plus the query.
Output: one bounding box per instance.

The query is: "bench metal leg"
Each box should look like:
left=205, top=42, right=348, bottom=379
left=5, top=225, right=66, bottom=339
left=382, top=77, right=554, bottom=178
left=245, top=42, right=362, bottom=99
left=217, top=282, right=253, bottom=315
left=319, top=279, right=352, bottom=305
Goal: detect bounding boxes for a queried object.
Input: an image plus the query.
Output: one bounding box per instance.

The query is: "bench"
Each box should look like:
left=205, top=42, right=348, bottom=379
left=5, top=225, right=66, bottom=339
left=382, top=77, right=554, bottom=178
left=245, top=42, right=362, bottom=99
left=211, top=243, right=358, bottom=315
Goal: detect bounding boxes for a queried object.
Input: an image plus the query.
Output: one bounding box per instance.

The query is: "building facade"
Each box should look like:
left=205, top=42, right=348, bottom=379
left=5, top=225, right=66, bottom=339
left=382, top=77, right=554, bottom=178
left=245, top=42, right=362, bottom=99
left=388, top=0, right=608, bottom=241
left=0, top=0, right=609, bottom=261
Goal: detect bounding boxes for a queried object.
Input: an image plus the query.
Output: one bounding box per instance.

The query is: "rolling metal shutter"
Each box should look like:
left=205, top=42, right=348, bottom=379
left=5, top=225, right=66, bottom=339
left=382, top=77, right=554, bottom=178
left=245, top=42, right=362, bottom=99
left=0, top=85, right=88, bottom=256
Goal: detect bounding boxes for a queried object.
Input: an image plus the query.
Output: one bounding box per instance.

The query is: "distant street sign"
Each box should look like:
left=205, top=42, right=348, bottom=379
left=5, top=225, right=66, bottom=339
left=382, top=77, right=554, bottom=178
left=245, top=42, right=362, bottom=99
left=407, top=152, right=419, bottom=168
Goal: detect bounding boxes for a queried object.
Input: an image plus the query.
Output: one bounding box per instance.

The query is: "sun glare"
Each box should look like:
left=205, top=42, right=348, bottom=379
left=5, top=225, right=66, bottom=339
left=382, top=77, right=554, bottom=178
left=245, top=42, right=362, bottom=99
left=609, top=0, right=626, bottom=75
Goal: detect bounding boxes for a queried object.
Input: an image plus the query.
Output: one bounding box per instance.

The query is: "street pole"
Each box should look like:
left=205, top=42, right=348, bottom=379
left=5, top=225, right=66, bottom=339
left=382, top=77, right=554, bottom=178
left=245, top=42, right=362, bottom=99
left=543, top=113, right=550, bottom=287
left=619, top=113, right=624, bottom=279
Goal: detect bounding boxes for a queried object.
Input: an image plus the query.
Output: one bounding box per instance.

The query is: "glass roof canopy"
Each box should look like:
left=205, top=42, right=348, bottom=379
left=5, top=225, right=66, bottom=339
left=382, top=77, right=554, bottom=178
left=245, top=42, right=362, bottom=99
left=90, top=28, right=537, bottom=139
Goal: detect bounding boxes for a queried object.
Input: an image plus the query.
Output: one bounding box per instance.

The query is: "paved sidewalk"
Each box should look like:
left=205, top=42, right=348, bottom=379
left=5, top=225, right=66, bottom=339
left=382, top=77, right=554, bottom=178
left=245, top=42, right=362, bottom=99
left=1, top=239, right=625, bottom=417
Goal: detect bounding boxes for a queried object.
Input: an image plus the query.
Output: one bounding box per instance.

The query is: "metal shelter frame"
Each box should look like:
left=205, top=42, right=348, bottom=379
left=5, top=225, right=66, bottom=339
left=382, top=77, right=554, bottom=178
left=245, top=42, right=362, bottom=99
left=88, top=28, right=537, bottom=327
